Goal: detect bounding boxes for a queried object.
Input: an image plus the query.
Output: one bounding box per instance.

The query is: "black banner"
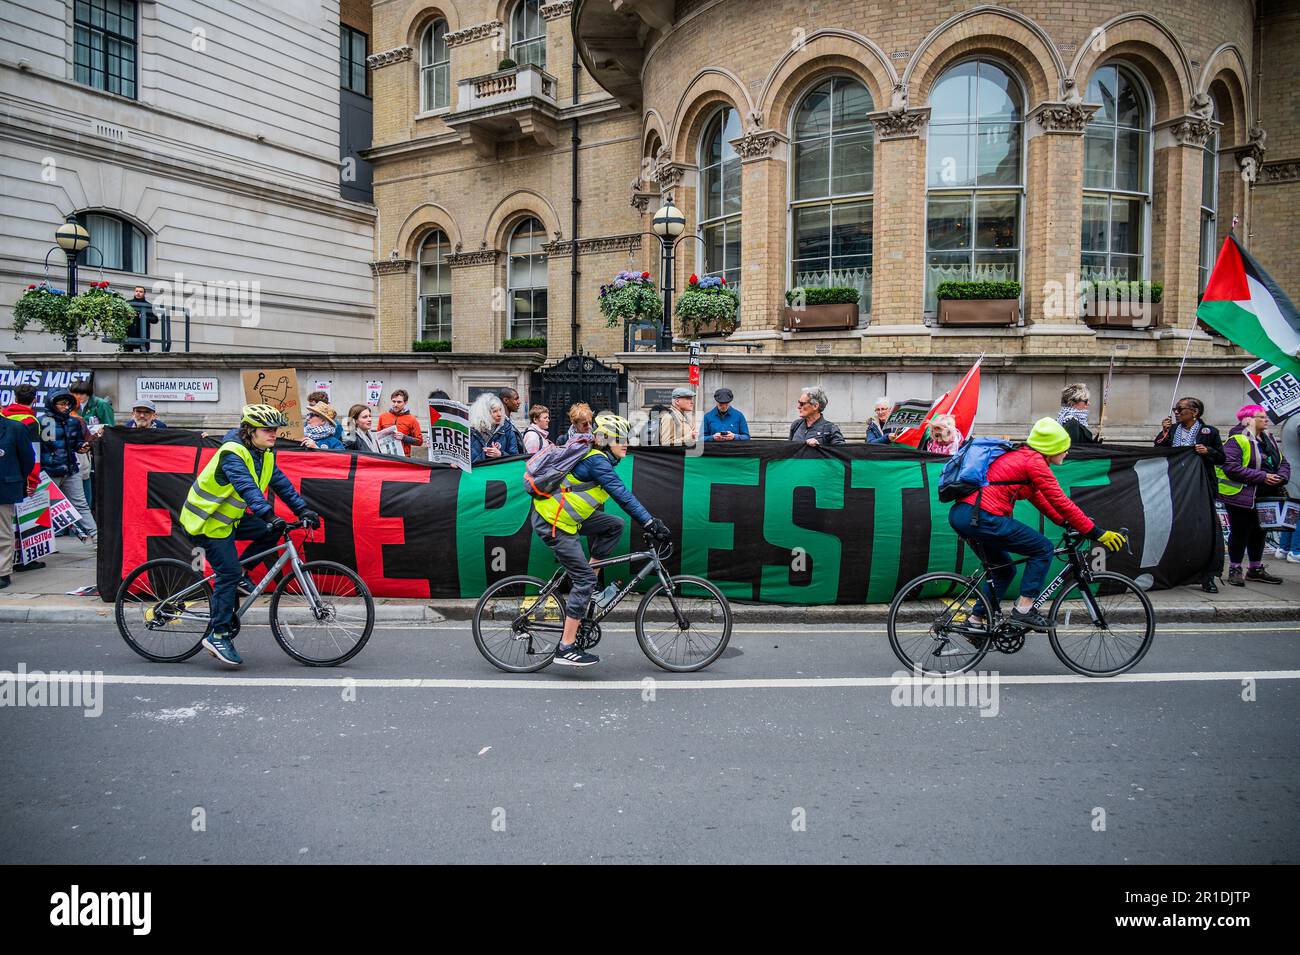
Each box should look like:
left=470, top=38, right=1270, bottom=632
left=96, top=428, right=1219, bottom=603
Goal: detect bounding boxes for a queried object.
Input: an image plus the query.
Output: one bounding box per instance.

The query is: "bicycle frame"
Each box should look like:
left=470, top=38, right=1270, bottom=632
left=153, top=533, right=323, bottom=624
left=963, top=536, right=1107, bottom=629
left=511, top=542, right=679, bottom=632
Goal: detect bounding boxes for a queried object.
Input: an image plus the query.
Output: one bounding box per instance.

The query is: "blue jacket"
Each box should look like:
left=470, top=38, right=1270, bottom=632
left=310, top=431, right=345, bottom=450
left=701, top=406, right=751, bottom=441
left=0, top=416, right=37, bottom=505
left=471, top=421, right=522, bottom=462
left=865, top=419, right=894, bottom=444
left=38, top=388, right=88, bottom=477
left=571, top=448, right=652, bottom=525
left=217, top=444, right=308, bottom=522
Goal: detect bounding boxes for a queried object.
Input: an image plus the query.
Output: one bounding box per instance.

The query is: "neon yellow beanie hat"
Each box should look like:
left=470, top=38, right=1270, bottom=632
left=1026, top=417, right=1071, bottom=456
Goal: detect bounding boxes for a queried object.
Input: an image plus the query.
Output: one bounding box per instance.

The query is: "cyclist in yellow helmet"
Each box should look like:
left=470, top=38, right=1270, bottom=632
left=530, top=412, right=670, bottom=667
left=179, top=404, right=320, bottom=666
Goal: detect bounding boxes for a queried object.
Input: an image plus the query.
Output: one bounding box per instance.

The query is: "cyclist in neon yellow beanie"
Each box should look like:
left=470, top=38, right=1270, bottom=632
left=949, top=417, right=1127, bottom=633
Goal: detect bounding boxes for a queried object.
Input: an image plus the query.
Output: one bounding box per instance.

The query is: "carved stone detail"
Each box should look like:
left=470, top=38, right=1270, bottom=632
left=867, top=106, right=929, bottom=139
left=446, top=21, right=503, bottom=48
left=542, top=234, right=644, bottom=256
left=1259, top=160, right=1300, bottom=185
left=446, top=249, right=500, bottom=268
left=539, top=1, right=573, bottom=18
left=1168, top=116, right=1216, bottom=147
left=366, top=46, right=413, bottom=69
left=370, top=258, right=413, bottom=275
left=730, top=129, right=785, bottom=160
left=1033, top=102, right=1098, bottom=133
left=653, top=162, right=688, bottom=187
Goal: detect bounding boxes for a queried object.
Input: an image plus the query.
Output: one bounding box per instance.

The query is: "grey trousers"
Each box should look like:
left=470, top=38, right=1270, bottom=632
left=53, top=474, right=96, bottom=537
left=0, top=503, right=13, bottom=576
left=530, top=508, right=624, bottom=618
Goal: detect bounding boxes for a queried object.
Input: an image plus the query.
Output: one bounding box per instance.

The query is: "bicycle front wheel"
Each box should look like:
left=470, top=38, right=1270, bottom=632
left=115, top=558, right=211, bottom=662
left=1048, top=571, right=1154, bottom=677
left=472, top=575, right=565, bottom=673
left=887, top=572, right=994, bottom=676
left=270, top=561, right=374, bottom=666
left=635, top=575, right=732, bottom=672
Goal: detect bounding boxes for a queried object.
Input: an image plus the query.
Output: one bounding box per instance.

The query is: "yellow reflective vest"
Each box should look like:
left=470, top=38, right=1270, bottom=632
left=1216, top=433, right=1253, bottom=498
left=532, top=447, right=611, bottom=535
left=179, top=441, right=274, bottom=538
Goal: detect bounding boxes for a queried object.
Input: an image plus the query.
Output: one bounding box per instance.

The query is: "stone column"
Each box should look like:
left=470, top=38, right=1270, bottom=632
left=446, top=249, right=502, bottom=352
left=866, top=107, right=929, bottom=326
left=366, top=46, right=416, bottom=146
left=1153, top=115, right=1215, bottom=328
left=1023, top=103, right=1097, bottom=323
left=730, top=128, right=788, bottom=336
left=540, top=2, right=576, bottom=102
left=372, top=259, right=415, bottom=352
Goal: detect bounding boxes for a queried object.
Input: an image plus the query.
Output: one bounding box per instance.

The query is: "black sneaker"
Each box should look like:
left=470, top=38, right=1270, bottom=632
left=1010, top=608, right=1052, bottom=632
left=13, top=560, right=44, bottom=572
left=552, top=642, right=599, bottom=667
left=1227, top=567, right=1245, bottom=587
left=1246, top=566, right=1283, bottom=584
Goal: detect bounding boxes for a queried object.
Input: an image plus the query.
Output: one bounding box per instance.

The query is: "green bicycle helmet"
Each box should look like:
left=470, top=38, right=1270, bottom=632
left=241, top=404, right=288, bottom=428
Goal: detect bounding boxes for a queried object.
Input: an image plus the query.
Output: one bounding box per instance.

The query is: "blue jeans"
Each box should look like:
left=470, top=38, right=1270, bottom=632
left=1280, top=529, right=1300, bottom=556
left=193, top=514, right=281, bottom=636
left=949, top=503, right=1055, bottom=604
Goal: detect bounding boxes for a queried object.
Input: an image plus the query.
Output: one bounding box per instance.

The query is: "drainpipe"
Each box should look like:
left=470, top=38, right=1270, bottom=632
left=570, top=43, right=582, bottom=353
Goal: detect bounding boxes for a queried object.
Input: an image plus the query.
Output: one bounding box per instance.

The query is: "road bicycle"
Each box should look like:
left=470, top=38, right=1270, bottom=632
left=115, top=520, right=374, bottom=666
left=887, top=527, right=1154, bottom=677
left=472, top=535, right=732, bottom=673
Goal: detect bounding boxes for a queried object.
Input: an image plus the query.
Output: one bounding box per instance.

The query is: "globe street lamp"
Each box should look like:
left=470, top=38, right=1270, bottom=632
left=651, top=199, right=686, bottom=352
left=54, top=216, right=90, bottom=352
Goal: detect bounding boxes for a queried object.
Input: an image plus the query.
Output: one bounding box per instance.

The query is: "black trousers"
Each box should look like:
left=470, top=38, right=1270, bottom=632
left=1225, top=503, right=1266, bottom=565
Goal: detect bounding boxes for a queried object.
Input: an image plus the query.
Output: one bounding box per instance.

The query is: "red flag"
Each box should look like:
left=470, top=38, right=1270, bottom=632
left=893, top=359, right=982, bottom=448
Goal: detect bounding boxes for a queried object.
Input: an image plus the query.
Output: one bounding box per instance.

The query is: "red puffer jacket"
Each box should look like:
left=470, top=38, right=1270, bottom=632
left=959, top=445, right=1096, bottom=535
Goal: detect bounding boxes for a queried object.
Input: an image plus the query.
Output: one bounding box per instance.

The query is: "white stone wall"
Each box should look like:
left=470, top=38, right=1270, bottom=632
left=0, top=0, right=375, bottom=353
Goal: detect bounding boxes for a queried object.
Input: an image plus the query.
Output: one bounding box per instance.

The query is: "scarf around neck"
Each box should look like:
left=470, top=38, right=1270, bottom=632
left=1058, top=406, right=1089, bottom=426
left=305, top=422, right=334, bottom=442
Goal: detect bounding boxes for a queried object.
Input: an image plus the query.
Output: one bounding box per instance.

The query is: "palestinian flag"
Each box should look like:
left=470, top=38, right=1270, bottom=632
left=893, top=358, right=981, bottom=448
left=1197, top=234, right=1300, bottom=378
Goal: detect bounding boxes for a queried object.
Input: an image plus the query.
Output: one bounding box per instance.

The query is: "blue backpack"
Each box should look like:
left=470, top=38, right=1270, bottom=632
left=937, top=437, right=1022, bottom=511
left=522, top=434, right=595, bottom=499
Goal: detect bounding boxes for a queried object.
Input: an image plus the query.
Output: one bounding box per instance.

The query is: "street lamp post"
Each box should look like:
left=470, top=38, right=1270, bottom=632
left=54, top=216, right=90, bottom=353
left=651, top=199, right=686, bottom=352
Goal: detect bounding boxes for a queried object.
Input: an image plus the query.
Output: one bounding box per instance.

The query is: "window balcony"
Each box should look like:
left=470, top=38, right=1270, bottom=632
left=443, top=63, right=560, bottom=157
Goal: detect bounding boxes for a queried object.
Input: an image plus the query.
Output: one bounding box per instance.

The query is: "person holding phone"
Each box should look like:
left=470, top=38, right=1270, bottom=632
left=469, top=393, right=520, bottom=463
left=38, top=388, right=96, bottom=542
left=701, top=388, right=750, bottom=442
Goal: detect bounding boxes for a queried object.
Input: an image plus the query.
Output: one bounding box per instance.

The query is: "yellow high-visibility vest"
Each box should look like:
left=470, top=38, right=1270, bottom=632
left=179, top=441, right=274, bottom=538
left=1216, top=433, right=1253, bottom=498
left=532, top=447, right=611, bottom=534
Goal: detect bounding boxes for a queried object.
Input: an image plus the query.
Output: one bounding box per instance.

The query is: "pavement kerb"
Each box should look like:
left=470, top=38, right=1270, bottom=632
left=4, top=599, right=1300, bottom=626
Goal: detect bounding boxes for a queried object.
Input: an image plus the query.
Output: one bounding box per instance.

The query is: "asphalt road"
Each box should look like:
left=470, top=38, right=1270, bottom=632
left=1, top=621, right=1297, bottom=864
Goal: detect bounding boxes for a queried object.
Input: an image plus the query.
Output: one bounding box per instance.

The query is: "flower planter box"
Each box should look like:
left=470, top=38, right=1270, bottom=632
left=937, top=298, right=1019, bottom=327
left=683, top=316, right=737, bottom=338
left=781, top=303, right=859, bottom=331
left=1081, top=299, right=1162, bottom=329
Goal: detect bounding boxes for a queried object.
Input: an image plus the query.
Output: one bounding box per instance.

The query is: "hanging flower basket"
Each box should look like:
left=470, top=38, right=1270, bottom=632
left=598, top=270, right=663, bottom=328
left=67, top=281, right=135, bottom=345
left=675, top=274, right=739, bottom=337
left=12, top=282, right=71, bottom=339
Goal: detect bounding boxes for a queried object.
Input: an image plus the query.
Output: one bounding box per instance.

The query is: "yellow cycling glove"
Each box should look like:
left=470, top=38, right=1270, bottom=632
left=1097, top=530, right=1127, bottom=552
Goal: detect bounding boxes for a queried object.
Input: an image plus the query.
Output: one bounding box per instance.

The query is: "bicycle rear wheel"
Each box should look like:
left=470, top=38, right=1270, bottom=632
left=472, top=575, right=565, bottom=673
left=635, top=575, right=731, bottom=672
left=115, top=558, right=211, bottom=662
left=887, top=572, right=994, bottom=676
left=1048, top=571, right=1154, bottom=677
left=270, top=561, right=374, bottom=666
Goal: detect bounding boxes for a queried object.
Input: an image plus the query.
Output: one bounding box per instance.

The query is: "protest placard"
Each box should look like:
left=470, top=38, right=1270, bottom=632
left=427, top=398, right=471, bottom=472
left=240, top=368, right=303, bottom=440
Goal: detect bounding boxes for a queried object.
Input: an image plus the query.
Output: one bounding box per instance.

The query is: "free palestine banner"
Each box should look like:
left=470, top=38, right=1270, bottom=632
left=96, top=429, right=1219, bottom=604
left=1198, top=234, right=1300, bottom=377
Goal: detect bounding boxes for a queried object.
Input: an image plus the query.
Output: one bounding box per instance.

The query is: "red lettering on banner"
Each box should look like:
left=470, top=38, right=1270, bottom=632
left=351, top=455, right=432, bottom=598
left=274, top=449, right=352, bottom=550
left=121, top=443, right=201, bottom=574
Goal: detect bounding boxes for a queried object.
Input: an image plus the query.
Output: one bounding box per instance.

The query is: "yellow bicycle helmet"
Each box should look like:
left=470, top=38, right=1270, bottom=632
left=241, top=404, right=288, bottom=428
left=593, top=412, right=632, bottom=443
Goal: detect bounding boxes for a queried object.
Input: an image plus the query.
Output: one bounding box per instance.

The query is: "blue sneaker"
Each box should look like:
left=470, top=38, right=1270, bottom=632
left=202, top=633, right=243, bottom=666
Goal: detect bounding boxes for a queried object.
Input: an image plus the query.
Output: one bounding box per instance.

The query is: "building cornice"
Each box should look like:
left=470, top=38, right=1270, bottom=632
left=1258, top=159, right=1300, bottom=185
left=539, top=1, right=573, bottom=18
left=446, top=21, right=503, bottom=48
left=1156, top=114, right=1221, bottom=148
left=446, top=248, right=501, bottom=268
left=366, top=46, right=414, bottom=69
left=542, top=233, right=643, bottom=256
left=5, top=352, right=547, bottom=370
left=370, top=258, right=413, bottom=275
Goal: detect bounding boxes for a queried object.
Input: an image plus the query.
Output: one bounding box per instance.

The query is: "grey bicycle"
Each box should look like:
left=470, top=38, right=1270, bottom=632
left=472, top=534, right=732, bottom=673
left=115, top=520, right=374, bottom=666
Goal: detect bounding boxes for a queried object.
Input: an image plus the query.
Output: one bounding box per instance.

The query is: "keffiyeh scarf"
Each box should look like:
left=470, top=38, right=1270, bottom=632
left=1172, top=421, right=1200, bottom=447
left=305, top=422, right=334, bottom=443
left=1058, top=406, right=1090, bottom=427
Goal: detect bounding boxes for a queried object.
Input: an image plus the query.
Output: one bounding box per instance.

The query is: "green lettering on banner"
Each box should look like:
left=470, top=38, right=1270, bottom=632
left=760, top=458, right=844, bottom=603
left=1005, top=457, right=1113, bottom=597
left=682, top=456, right=761, bottom=598
left=921, top=461, right=980, bottom=578
left=455, top=461, right=534, bottom=597
left=526, top=456, right=637, bottom=582
left=850, top=459, right=925, bottom=602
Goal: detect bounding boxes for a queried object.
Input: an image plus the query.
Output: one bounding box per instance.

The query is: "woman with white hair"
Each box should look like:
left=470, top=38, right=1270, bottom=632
left=1057, top=382, right=1100, bottom=444
left=866, top=396, right=895, bottom=444
left=469, top=393, right=521, bottom=463
left=924, top=413, right=963, bottom=455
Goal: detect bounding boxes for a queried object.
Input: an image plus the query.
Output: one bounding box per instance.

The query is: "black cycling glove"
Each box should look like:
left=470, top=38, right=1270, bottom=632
left=644, top=517, right=672, bottom=541
left=299, top=509, right=321, bottom=529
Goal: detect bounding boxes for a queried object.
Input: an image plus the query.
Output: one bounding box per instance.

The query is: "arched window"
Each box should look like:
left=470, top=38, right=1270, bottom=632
left=790, top=76, right=874, bottom=312
left=510, top=0, right=545, bottom=69
left=1081, top=63, right=1150, bottom=283
left=419, top=230, right=452, bottom=341
left=925, top=59, right=1024, bottom=312
left=420, top=20, right=450, bottom=111
left=508, top=217, right=547, bottom=340
left=75, top=212, right=146, bottom=273
left=698, top=106, right=742, bottom=293
left=1198, top=97, right=1221, bottom=296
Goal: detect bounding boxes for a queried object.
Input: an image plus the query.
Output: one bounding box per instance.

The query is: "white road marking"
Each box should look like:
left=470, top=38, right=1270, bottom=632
left=3, top=670, right=1297, bottom=691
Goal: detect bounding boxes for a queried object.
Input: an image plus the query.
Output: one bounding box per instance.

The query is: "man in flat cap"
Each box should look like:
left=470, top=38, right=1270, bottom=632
left=701, top=387, right=750, bottom=441
left=658, top=386, right=698, bottom=446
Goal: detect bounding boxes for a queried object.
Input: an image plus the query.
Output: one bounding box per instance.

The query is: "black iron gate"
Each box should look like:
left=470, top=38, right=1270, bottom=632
left=530, top=349, right=627, bottom=443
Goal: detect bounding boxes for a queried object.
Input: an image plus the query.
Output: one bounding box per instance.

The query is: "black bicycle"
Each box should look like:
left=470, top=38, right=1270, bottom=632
left=115, top=521, right=375, bottom=666
left=472, top=535, right=732, bottom=673
left=887, top=528, right=1154, bottom=677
